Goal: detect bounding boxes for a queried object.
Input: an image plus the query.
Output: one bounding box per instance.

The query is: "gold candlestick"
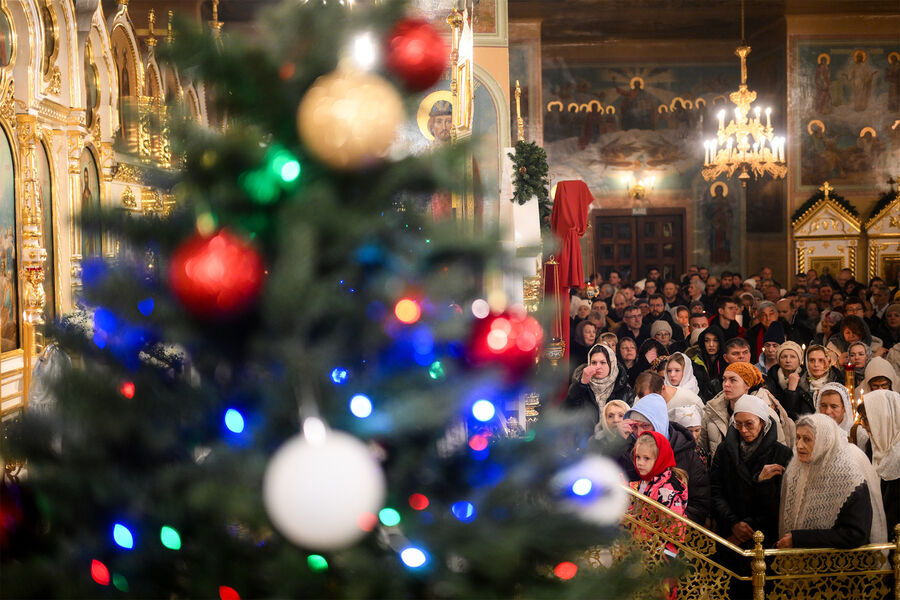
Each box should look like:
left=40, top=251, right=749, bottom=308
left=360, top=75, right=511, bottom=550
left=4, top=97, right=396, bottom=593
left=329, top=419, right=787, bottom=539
left=515, top=80, right=525, bottom=142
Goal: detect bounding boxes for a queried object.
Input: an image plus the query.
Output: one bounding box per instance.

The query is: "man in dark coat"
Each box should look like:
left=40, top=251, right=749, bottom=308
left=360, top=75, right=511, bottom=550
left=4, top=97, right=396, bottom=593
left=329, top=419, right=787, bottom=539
left=615, top=393, right=710, bottom=525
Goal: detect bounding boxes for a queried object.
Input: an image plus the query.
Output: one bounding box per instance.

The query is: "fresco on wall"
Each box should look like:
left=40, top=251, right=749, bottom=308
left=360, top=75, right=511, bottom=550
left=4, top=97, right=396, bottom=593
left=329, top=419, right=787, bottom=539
left=79, top=148, right=101, bottom=258
left=690, top=179, right=742, bottom=273
left=0, top=10, right=12, bottom=67
left=394, top=73, right=499, bottom=224
left=37, top=141, right=55, bottom=322
left=542, top=60, right=737, bottom=193
left=0, top=128, right=18, bottom=352
left=794, top=40, right=900, bottom=189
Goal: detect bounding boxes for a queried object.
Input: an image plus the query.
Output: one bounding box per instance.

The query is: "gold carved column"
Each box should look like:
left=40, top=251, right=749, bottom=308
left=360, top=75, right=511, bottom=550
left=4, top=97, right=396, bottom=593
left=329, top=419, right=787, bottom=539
left=16, top=114, right=47, bottom=408
left=67, top=130, right=84, bottom=293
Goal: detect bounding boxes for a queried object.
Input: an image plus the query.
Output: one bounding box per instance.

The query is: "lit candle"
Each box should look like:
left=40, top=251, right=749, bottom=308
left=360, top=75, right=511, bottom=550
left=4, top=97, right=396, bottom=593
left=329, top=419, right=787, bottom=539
left=765, top=107, right=772, bottom=129
left=726, top=137, right=733, bottom=161
left=717, top=110, right=725, bottom=130
left=703, top=141, right=710, bottom=164
left=755, top=106, right=761, bottom=121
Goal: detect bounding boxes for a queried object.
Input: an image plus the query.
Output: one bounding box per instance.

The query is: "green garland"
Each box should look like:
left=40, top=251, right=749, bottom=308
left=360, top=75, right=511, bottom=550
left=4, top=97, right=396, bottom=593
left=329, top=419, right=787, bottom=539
left=508, top=140, right=552, bottom=228
left=869, top=188, right=898, bottom=222
left=791, top=187, right=859, bottom=223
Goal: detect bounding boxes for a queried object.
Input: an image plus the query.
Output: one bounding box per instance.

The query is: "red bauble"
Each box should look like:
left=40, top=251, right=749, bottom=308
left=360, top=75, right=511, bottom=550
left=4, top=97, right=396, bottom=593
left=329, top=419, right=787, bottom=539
left=467, top=307, right=544, bottom=378
left=168, top=229, right=265, bottom=319
left=384, top=19, right=448, bottom=92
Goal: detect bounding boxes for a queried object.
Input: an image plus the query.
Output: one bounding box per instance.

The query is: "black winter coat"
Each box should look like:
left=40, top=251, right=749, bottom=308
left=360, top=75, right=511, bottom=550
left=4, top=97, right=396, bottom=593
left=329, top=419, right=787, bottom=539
left=765, top=365, right=815, bottom=420
left=617, top=422, right=710, bottom=525
left=709, top=422, right=792, bottom=546
left=790, top=482, right=873, bottom=549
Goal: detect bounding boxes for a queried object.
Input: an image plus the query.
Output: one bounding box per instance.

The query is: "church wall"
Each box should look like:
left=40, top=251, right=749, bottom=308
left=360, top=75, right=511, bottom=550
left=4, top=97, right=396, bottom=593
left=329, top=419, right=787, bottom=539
left=786, top=14, right=900, bottom=281
left=540, top=38, right=748, bottom=281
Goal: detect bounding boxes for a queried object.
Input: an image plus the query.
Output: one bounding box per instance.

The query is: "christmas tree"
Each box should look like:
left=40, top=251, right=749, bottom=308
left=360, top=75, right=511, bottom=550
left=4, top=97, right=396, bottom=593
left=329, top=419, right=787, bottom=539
left=1, top=1, right=664, bottom=597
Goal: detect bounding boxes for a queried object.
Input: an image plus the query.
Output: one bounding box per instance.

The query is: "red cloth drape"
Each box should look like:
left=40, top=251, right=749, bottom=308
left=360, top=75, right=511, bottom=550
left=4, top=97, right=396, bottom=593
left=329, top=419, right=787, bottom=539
left=544, top=180, right=594, bottom=358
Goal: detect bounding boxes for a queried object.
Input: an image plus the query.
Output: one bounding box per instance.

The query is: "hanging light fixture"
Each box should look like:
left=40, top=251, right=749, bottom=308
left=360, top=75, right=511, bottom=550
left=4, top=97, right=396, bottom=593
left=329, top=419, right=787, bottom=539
left=702, top=0, right=786, bottom=185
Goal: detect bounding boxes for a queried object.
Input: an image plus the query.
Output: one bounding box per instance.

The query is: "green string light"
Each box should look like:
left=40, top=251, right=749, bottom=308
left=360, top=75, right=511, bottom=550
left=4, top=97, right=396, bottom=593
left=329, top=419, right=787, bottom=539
left=160, top=526, right=182, bottom=550
left=307, top=554, right=328, bottom=572
left=378, top=507, right=401, bottom=527
left=112, top=573, right=129, bottom=592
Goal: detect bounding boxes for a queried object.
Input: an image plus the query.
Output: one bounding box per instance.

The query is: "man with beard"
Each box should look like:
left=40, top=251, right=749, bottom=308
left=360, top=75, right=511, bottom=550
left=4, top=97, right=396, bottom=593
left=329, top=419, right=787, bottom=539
left=646, top=293, right=685, bottom=343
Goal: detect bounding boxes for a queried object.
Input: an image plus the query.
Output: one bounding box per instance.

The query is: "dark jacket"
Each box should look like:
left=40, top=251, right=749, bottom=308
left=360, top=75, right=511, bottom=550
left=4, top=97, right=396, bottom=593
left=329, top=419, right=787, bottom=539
left=614, top=322, right=650, bottom=349
left=782, top=317, right=814, bottom=347
left=791, top=482, right=873, bottom=549
left=695, top=326, right=728, bottom=399
left=709, top=422, right=792, bottom=546
left=765, top=365, right=815, bottom=420
left=617, top=422, right=710, bottom=525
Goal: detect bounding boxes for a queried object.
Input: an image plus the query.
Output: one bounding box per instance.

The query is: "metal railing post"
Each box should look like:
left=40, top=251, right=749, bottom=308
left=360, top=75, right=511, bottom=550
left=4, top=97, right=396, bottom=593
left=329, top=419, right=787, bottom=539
left=752, top=530, right=766, bottom=600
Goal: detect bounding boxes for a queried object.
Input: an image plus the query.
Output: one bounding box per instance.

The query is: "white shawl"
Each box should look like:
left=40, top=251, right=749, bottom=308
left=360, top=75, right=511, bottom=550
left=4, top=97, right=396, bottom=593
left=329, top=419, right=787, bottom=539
left=665, top=352, right=700, bottom=395
left=814, top=382, right=854, bottom=437
left=861, top=390, right=900, bottom=482
left=780, top=414, right=867, bottom=537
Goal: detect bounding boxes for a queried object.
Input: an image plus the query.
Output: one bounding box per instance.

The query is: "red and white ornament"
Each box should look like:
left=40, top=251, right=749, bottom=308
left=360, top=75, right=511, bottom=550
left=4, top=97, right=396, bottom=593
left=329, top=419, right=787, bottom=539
left=168, top=229, right=265, bottom=319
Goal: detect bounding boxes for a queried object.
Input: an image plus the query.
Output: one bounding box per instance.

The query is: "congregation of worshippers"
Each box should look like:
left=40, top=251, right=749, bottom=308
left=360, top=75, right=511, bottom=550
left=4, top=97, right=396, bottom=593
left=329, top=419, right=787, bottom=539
left=563, top=265, right=900, bottom=550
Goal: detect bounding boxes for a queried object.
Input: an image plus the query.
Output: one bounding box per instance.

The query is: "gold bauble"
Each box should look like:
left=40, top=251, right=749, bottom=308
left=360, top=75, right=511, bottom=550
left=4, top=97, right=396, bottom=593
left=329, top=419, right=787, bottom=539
left=297, top=69, right=404, bottom=171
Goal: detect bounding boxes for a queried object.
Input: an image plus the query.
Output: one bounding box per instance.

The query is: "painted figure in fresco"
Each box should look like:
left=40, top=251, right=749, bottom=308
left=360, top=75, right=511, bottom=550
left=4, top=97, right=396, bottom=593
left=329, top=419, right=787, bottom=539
left=843, top=50, right=876, bottom=112
left=886, top=53, right=900, bottom=112
left=427, top=100, right=452, bottom=145
left=802, top=121, right=843, bottom=185
left=708, top=183, right=732, bottom=265
left=613, top=77, right=655, bottom=131
left=1, top=224, right=16, bottom=351
left=427, top=100, right=453, bottom=220
left=81, top=166, right=98, bottom=257
left=814, top=55, right=832, bottom=114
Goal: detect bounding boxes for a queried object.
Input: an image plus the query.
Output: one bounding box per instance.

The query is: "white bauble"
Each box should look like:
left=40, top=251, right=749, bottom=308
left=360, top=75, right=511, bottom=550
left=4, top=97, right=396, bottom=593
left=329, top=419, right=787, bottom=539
left=552, top=455, right=628, bottom=526
left=263, top=430, right=386, bottom=550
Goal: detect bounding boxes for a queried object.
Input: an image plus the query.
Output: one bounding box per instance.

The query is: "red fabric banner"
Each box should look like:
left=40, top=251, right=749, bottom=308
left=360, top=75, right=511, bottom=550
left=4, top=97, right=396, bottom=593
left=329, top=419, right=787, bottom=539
left=544, top=180, right=594, bottom=359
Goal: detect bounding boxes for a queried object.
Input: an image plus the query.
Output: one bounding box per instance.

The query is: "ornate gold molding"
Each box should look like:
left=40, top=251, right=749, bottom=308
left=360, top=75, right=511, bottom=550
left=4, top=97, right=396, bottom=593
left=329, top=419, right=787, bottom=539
left=796, top=245, right=807, bottom=274
left=67, top=131, right=83, bottom=173
left=112, top=163, right=145, bottom=185
left=121, top=186, right=136, bottom=209
left=45, top=66, right=62, bottom=96
left=16, top=114, right=47, bottom=326
left=869, top=244, right=878, bottom=280
left=0, top=78, right=14, bottom=124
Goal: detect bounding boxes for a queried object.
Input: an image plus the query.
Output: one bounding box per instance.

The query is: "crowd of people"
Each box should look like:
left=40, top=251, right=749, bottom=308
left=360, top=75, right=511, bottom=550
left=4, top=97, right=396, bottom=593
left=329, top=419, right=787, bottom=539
left=563, top=264, right=900, bottom=561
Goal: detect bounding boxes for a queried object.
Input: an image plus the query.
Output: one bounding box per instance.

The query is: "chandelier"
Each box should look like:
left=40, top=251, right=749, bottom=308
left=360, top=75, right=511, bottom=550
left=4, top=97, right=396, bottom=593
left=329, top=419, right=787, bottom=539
left=702, top=0, right=786, bottom=184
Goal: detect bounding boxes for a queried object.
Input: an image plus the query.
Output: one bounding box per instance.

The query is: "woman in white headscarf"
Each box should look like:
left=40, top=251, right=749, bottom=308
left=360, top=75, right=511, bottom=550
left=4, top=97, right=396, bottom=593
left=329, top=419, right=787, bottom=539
left=859, top=390, right=900, bottom=532
left=777, top=413, right=885, bottom=548
left=814, top=382, right=854, bottom=438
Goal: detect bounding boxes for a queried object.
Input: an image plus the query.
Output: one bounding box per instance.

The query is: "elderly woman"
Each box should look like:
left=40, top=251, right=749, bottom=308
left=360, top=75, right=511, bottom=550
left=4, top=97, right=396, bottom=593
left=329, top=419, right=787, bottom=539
left=777, top=414, right=885, bottom=549
left=815, top=382, right=854, bottom=438
left=564, top=343, right=635, bottom=444
left=651, top=320, right=683, bottom=354
left=765, top=341, right=815, bottom=420
left=710, top=395, right=792, bottom=547
left=701, top=362, right=794, bottom=459
left=859, top=390, right=900, bottom=531
left=617, top=336, right=640, bottom=387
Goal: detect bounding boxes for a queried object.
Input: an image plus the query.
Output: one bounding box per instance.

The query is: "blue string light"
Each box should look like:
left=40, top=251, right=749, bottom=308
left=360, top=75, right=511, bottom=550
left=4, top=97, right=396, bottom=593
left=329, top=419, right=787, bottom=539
left=137, top=298, right=155, bottom=316
left=224, top=409, right=245, bottom=433
left=330, top=367, right=349, bottom=384
left=113, top=523, right=134, bottom=549
left=450, top=501, right=477, bottom=523
left=571, top=478, right=593, bottom=496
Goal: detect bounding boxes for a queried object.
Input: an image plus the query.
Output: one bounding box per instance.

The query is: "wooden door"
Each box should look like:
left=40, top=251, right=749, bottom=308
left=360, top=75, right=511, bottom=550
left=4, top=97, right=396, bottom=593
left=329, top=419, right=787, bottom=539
left=593, top=209, right=685, bottom=283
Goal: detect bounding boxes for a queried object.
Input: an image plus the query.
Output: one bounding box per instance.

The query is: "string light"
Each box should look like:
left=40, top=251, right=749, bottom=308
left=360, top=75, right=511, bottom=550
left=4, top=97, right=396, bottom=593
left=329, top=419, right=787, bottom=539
left=349, top=394, right=373, bottom=418
left=112, top=573, right=129, bottom=592
left=356, top=513, right=378, bottom=532
left=468, top=435, right=488, bottom=451
left=113, top=523, right=134, bottom=549
left=91, top=560, right=110, bottom=585
left=400, top=546, right=428, bottom=568
left=471, top=400, right=496, bottom=422
left=408, top=493, right=429, bottom=510
left=224, top=409, right=245, bottom=433
left=378, top=507, right=401, bottom=527
left=160, top=526, right=182, bottom=550
left=450, top=501, right=476, bottom=523
left=138, top=298, right=155, bottom=316
left=470, top=299, right=490, bottom=319
left=394, top=298, right=421, bottom=324
left=554, top=561, right=578, bottom=580
left=330, top=367, right=349, bottom=384
left=428, top=361, right=445, bottom=380
left=571, top=478, right=593, bottom=496
left=218, top=586, right=241, bottom=600
left=307, top=554, right=329, bottom=571
left=119, top=381, right=135, bottom=399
